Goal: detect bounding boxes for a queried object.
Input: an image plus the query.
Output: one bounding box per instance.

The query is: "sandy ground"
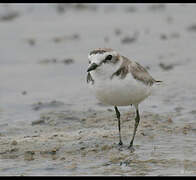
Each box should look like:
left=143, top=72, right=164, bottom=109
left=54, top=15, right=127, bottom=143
left=1, top=3, right=196, bottom=175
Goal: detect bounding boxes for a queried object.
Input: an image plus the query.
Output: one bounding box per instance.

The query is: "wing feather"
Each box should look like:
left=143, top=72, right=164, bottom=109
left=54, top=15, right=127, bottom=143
left=111, top=55, right=161, bottom=86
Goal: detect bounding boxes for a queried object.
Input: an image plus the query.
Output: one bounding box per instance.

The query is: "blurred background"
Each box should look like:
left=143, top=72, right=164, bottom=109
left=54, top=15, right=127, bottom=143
left=1, top=3, right=196, bottom=175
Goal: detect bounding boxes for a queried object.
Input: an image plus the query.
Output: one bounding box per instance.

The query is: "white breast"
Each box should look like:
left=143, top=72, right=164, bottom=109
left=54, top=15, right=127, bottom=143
left=88, top=72, right=152, bottom=106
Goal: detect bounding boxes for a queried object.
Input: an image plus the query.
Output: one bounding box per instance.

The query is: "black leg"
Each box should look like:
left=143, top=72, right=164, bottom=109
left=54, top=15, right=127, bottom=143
left=114, top=106, right=123, bottom=146
left=129, top=105, right=140, bottom=149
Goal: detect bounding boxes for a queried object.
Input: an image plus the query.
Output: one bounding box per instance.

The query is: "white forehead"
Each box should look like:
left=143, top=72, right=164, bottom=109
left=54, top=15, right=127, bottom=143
left=88, top=51, right=117, bottom=64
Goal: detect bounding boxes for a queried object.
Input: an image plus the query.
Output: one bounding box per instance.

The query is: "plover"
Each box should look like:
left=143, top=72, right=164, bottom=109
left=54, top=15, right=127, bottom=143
left=87, top=48, right=161, bottom=150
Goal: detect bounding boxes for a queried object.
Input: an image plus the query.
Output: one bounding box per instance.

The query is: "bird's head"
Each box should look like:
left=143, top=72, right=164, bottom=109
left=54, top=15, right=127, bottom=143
left=87, top=48, right=121, bottom=77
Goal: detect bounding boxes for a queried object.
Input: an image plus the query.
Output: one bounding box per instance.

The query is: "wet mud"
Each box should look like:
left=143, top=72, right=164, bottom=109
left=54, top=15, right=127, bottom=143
left=1, top=3, right=196, bottom=175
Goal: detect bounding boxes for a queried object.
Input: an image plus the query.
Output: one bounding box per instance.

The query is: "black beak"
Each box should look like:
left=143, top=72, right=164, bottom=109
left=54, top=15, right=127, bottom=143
left=87, top=63, right=98, bottom=72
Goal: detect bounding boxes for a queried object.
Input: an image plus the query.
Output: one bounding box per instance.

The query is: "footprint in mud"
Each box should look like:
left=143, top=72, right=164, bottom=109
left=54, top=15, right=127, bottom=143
left=0, top=10, right=20, bottom=21
left=121, top=33, right=138, bottom=44
left=187, top=24, right=196, bottom=32
left=120, top=31, right=139, bottom=44
left=114, top=28, right=122, bottom=36
left=52, top=34, right=80, bottom=43
left=147, top=4, right=166, bottom=11
left=160, top=32, right=180, bottom=40
left=124, top=6, right=137, bottom=13
left=38, top=58, right=75, bottom=65
left=25, top=38, right=36, bottom=46
left=159, top=62, right=174, bottom=71
left=31, top=109, right=81, bottom=127
left=32, top=100, right=64, bottom=111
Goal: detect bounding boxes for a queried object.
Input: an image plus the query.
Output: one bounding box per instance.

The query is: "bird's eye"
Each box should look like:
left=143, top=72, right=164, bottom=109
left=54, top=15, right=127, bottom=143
left=89, top=60, right=91, bottom=64
left=105, top=55, right=112, bottom=61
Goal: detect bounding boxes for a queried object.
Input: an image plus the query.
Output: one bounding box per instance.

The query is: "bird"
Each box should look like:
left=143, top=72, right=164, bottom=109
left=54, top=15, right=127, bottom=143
left=86, top=48, right=161, bottom=150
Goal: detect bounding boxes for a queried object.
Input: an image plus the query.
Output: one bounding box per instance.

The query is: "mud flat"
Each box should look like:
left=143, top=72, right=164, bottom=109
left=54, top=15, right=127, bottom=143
left=1, top=109, right=196, bottom=175
left=1, top=4, right=196, bottom=175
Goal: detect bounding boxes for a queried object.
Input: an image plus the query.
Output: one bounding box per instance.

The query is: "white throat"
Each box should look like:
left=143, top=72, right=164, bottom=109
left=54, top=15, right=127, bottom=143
left=91, top=58, right=122, bottom=81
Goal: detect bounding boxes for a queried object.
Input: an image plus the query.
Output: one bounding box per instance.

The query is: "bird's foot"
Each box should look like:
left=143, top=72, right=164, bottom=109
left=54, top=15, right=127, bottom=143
left=118, top=140, right=123, bottom=146
left=128, top=144, right=135, bottom=153
left=117, top=141, right=123, bottom=151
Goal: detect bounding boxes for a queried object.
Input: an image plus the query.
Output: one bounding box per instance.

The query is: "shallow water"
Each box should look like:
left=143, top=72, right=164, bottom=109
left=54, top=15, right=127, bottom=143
left=0, top=3, right=196, bottom=175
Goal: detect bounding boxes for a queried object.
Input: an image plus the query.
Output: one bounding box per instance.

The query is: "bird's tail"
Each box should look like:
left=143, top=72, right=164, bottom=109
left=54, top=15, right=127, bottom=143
left=156, top=80, right=162, bottom=83
left=154, top=80, right=163, bottom=86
